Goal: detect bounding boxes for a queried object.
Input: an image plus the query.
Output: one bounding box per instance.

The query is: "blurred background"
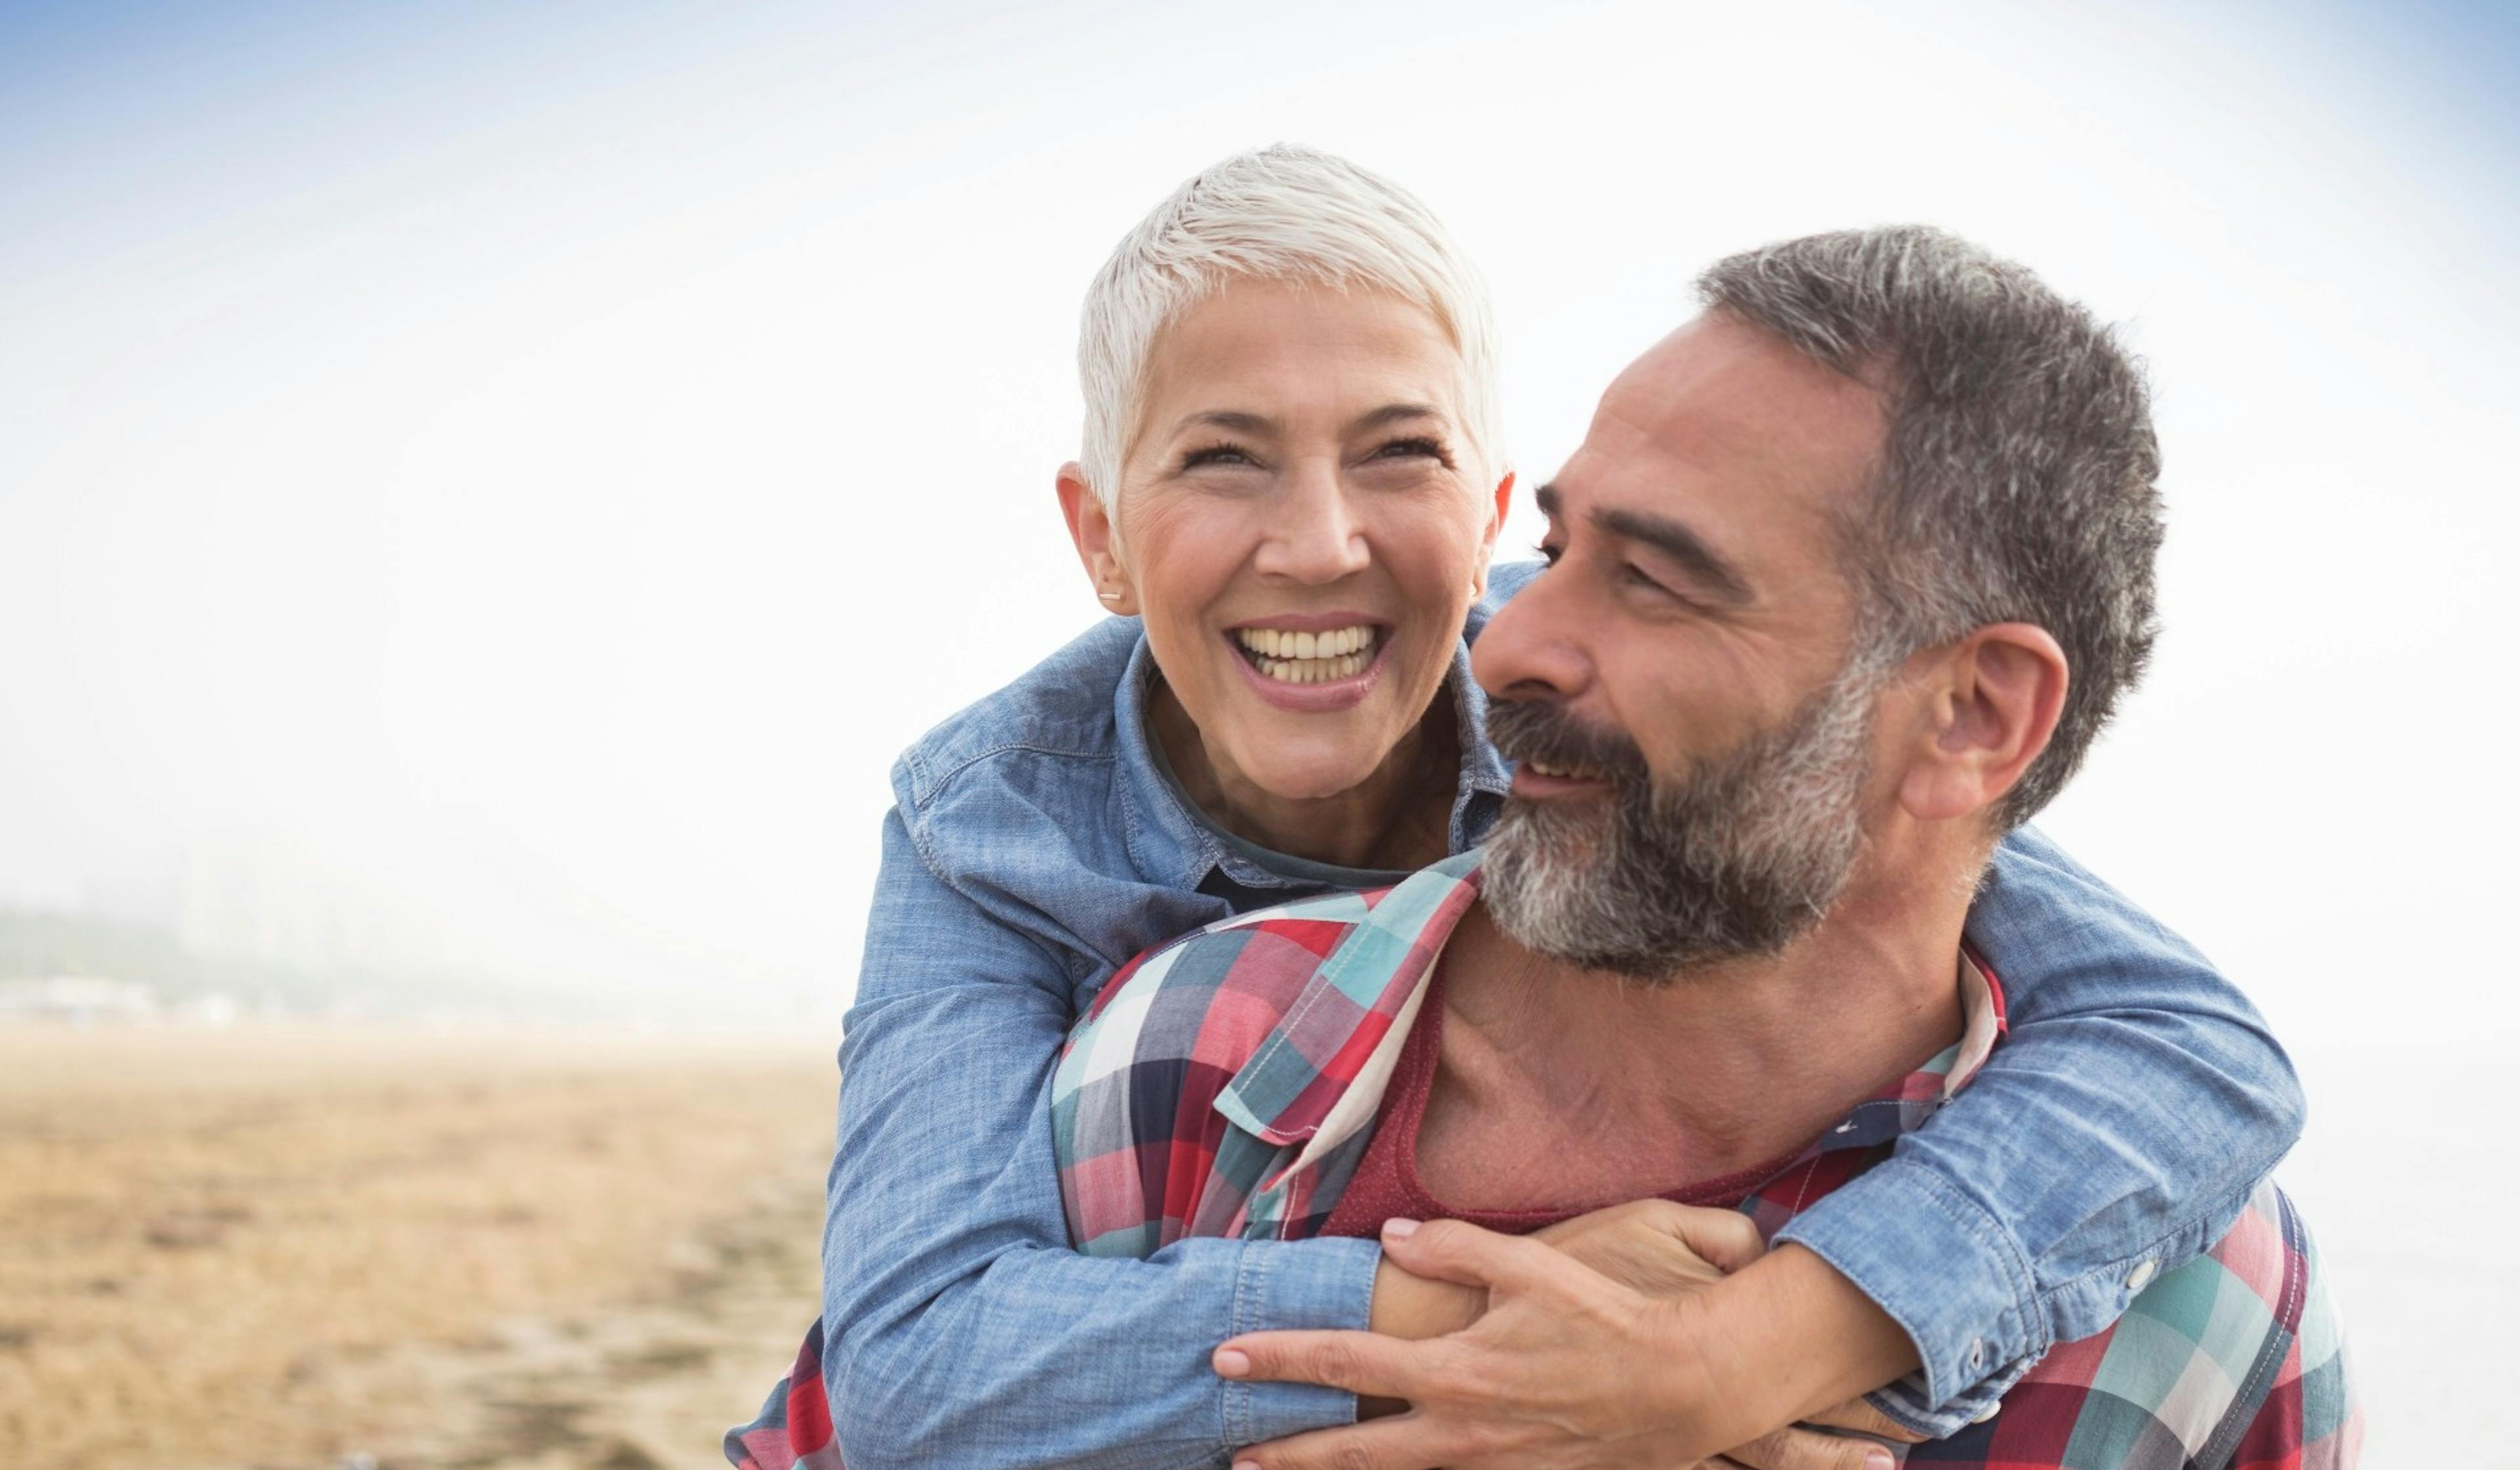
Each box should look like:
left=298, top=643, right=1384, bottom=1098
left=1, top=0, right=2511, bottom=1465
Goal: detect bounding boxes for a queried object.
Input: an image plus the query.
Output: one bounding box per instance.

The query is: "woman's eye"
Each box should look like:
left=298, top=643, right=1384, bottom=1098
left=1181, top=444, right=1257, bottom=470
left=1534, top=540, right=1564, bottom=566
left=1370, top=436, right=1451, bottom=465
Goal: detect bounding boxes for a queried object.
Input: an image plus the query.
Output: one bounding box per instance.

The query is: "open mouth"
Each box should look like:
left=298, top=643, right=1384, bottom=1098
left=1517, top=756, right=1604, bottom=781
left=1228, top=623, right=1385, bottom=686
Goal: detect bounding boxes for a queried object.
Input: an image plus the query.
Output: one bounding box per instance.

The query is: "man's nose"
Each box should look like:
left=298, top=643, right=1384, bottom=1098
left=1472, top=560, right=1591, bottom=702
left=1253, top=460, right=1372, bottom=583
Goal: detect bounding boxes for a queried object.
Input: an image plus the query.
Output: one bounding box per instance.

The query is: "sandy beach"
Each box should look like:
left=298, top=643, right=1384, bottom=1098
left=0, top=1022, right=833, bottom=1470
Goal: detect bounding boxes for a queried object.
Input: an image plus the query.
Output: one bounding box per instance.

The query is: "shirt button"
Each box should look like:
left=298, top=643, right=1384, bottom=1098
left=1973, top=1401, right=2002, bottom=1424
left=1966, top=1340, right=1984, bottom=1370
left=2127, top=1259, right=2158, bottom=1292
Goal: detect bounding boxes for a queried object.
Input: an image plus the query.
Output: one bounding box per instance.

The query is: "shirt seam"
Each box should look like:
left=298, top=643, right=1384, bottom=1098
left=905, top=740, right=1119, bottom=812
left=2022, top=1175, right=2261, bottom=1319
left=1794, top=1160, right=2043, bottom=1401
left=1223, top=1241, right=1265, bottom=1451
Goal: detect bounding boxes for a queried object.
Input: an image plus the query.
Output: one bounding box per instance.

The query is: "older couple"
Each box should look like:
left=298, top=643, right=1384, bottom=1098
left=730, top=148, right=2355, bottom=1470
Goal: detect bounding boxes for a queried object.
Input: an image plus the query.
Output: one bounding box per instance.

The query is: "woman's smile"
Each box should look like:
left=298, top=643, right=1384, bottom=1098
left=1223, top=616, right=1392, bottom=708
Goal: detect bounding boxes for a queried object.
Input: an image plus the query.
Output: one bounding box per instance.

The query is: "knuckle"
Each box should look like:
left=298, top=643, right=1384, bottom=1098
left=1306, top=1339, right=1362, bottom=1384
left=1713, top=1212, right=1765, bottom=1254
left=1634, top=1198, right=1691, bottom=1229
left=1326, top=1442, right=1379, bottom=1470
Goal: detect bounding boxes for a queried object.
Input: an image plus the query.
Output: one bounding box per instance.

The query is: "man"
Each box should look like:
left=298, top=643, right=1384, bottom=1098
left=1051, top=226, right=2358, bottom=1469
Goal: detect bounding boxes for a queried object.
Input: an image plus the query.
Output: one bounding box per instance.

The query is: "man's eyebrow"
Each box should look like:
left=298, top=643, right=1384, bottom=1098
left=1535, top=481, right=1753, bottom=607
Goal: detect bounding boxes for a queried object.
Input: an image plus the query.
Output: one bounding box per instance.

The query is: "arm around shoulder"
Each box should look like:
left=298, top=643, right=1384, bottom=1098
left=1769, top=824, right=2304, bottom=1433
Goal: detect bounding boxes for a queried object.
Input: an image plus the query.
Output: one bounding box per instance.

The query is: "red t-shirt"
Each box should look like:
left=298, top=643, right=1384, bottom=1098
left=1319, top=965, right=1798, bottom=1238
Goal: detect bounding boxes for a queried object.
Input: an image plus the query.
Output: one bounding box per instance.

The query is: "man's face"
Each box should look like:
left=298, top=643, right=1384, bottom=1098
left=1473, top=313, right=1896, bottom=978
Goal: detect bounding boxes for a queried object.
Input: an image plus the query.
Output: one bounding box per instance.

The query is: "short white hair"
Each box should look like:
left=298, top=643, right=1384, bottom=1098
left=1077, top=144, right=1504, bottom=507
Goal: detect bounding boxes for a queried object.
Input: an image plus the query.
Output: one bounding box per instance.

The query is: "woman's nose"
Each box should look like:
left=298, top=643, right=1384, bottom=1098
left=1253, top=462, right=1372, bottom=583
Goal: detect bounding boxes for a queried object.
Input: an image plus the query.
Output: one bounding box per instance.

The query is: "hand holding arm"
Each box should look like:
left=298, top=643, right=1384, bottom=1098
left=1220, top=1213, right=1919, bottom=1470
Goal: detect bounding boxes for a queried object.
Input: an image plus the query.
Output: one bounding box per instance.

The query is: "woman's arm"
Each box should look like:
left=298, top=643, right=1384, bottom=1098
left=1770, top=824, right=2305, bottom=1432
left=811, top=807, right=1381, bottom=1470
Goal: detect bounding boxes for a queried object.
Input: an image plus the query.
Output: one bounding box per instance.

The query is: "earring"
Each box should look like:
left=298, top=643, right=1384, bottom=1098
left=1098, top=589, right=1124, bottom=604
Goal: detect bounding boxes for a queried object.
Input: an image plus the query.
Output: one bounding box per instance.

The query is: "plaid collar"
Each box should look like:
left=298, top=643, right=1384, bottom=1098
left=1198, top=850, right=2006, bottom=1181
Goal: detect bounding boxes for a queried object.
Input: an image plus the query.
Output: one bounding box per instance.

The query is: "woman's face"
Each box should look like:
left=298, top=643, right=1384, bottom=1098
left=1071, top=281, right=1509, bottom=802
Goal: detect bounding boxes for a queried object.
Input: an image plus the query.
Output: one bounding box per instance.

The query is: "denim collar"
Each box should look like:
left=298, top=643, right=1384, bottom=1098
left=1110, top=629, right=1513, bottom=896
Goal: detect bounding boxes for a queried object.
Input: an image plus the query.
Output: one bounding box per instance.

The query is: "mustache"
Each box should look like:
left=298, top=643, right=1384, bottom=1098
left=1485, top=699, right=1650, bottom=784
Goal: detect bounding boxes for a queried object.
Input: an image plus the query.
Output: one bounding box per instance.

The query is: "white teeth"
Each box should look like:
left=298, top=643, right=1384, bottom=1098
left=1233, top=625, right=1379, bottom=684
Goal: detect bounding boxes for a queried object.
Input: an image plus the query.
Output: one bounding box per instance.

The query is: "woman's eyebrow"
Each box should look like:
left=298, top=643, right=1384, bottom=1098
left=1347, top=403, right=1444, bottom=433
left=1172, top=410, right=1278, bottom=436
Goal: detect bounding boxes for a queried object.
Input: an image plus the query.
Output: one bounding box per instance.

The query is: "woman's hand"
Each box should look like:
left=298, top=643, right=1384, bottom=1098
left=1217, top=1211, right=1925, bottom=1470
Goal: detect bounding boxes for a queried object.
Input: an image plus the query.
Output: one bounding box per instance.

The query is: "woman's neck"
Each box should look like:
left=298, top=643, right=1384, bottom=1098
left=1149, top=682, right=1460, bottom=872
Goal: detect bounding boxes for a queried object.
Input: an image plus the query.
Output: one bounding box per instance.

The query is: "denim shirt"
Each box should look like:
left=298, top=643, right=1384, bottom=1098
left=810, top=562, right=2304, bottom=1469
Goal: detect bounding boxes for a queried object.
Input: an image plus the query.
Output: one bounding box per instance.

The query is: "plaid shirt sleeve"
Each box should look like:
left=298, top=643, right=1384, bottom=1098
left=1903, top=1180, right=2360, bottom=1468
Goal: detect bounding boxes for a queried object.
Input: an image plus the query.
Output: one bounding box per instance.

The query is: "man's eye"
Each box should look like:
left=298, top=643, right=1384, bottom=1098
left=1534, top=541, right=1564, bottom=566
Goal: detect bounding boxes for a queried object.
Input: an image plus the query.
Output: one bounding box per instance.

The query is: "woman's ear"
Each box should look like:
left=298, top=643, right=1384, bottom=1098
left=1057, top=463, right=1138, bottom=616
left=1473, top=471, right=1515, bottom=597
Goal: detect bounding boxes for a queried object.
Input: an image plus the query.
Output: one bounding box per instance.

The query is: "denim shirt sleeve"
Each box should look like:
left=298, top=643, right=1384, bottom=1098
left=818, top=804, right=1381, bottom=1470
left=1771, top=825, right=2306, bottom=1435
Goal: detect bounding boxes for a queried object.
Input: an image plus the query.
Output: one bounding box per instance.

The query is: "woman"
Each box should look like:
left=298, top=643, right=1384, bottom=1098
left=728, top=146, right=2301, bottom=1470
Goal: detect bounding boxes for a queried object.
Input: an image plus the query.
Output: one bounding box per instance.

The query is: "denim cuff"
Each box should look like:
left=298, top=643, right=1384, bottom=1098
left=1772, top=1156, right=2042, bottom=1427
left=1220, top=1236, right=1383, bottom=1450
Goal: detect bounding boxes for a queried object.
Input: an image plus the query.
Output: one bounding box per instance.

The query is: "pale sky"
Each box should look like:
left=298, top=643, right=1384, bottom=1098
left=2, top=0, right=2513, bottom=1046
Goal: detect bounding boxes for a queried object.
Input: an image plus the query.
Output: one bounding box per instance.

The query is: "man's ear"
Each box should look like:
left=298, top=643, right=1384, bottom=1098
left=1897, top=623, right=2069, bottom=824
left=1057, top=463, right=1138, bottom=616
left=1472, top=471, right=1515, bottom=598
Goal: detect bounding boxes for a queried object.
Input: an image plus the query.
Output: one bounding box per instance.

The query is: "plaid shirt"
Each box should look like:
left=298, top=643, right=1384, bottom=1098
left=730, top=853, right=2358, bottom=1470
left=1046, top=852, right=2361, bottom=1469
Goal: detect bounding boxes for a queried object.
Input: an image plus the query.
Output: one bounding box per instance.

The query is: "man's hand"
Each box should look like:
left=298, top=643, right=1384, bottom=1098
left=1217, top=1215, right=1702, bottom=1467
left=1532, top=1198, right=1765, bottom=1295
left=1215, top=1211, right=1923, bottom=1470
left=1364, top=1198, right=1753, bottom=1346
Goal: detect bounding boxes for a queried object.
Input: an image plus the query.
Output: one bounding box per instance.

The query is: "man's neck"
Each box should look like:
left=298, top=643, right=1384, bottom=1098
left=1419, top=845, right=1977, bottom=1209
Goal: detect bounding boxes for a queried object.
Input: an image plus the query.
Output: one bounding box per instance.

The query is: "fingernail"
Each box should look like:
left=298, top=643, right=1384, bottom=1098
left=1866, top=1450, right=1896, bottom=1470
left=1233, top=1462, right=1259, bottom=1470
left=1214, top=1347, right=1251, bottom=1378
left=1382, top=1217, right=1420, bottom=1241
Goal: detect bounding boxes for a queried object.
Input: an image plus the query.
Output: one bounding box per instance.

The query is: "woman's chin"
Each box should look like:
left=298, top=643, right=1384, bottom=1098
left=1238, top=752, right=1394, bottom=806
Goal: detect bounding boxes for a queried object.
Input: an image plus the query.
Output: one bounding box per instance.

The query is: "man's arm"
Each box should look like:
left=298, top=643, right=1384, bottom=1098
left=1772, top=824, right=2305, bottom=1431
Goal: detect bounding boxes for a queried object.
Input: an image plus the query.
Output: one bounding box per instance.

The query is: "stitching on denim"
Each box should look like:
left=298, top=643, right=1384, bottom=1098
left=2023, top=1175, right=2259, bottom=1337
left=1223, top=1242, right=1260, bottom=1449
left=910, top=740, right=1118, bottom=811
left=1889, top=1165, right=2040, bottom=1393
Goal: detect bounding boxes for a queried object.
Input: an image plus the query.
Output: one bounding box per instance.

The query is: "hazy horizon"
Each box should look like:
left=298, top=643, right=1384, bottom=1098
left=4, top=0, right=2513, bottom=1045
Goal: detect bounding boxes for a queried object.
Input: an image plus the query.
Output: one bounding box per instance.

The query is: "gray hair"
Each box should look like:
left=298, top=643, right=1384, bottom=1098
left=1696, top=226, right=2164, bottom=829
left=1076, top=145, right=1504, bottom=506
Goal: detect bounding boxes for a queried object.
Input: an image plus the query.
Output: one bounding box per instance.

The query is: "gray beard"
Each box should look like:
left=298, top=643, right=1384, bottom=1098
left=1481, top=661, right=1882, bottom=982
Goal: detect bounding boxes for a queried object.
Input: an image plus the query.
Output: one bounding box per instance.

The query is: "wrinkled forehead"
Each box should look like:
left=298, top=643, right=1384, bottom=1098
left=1570, top=314, right=1888, bottom=579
